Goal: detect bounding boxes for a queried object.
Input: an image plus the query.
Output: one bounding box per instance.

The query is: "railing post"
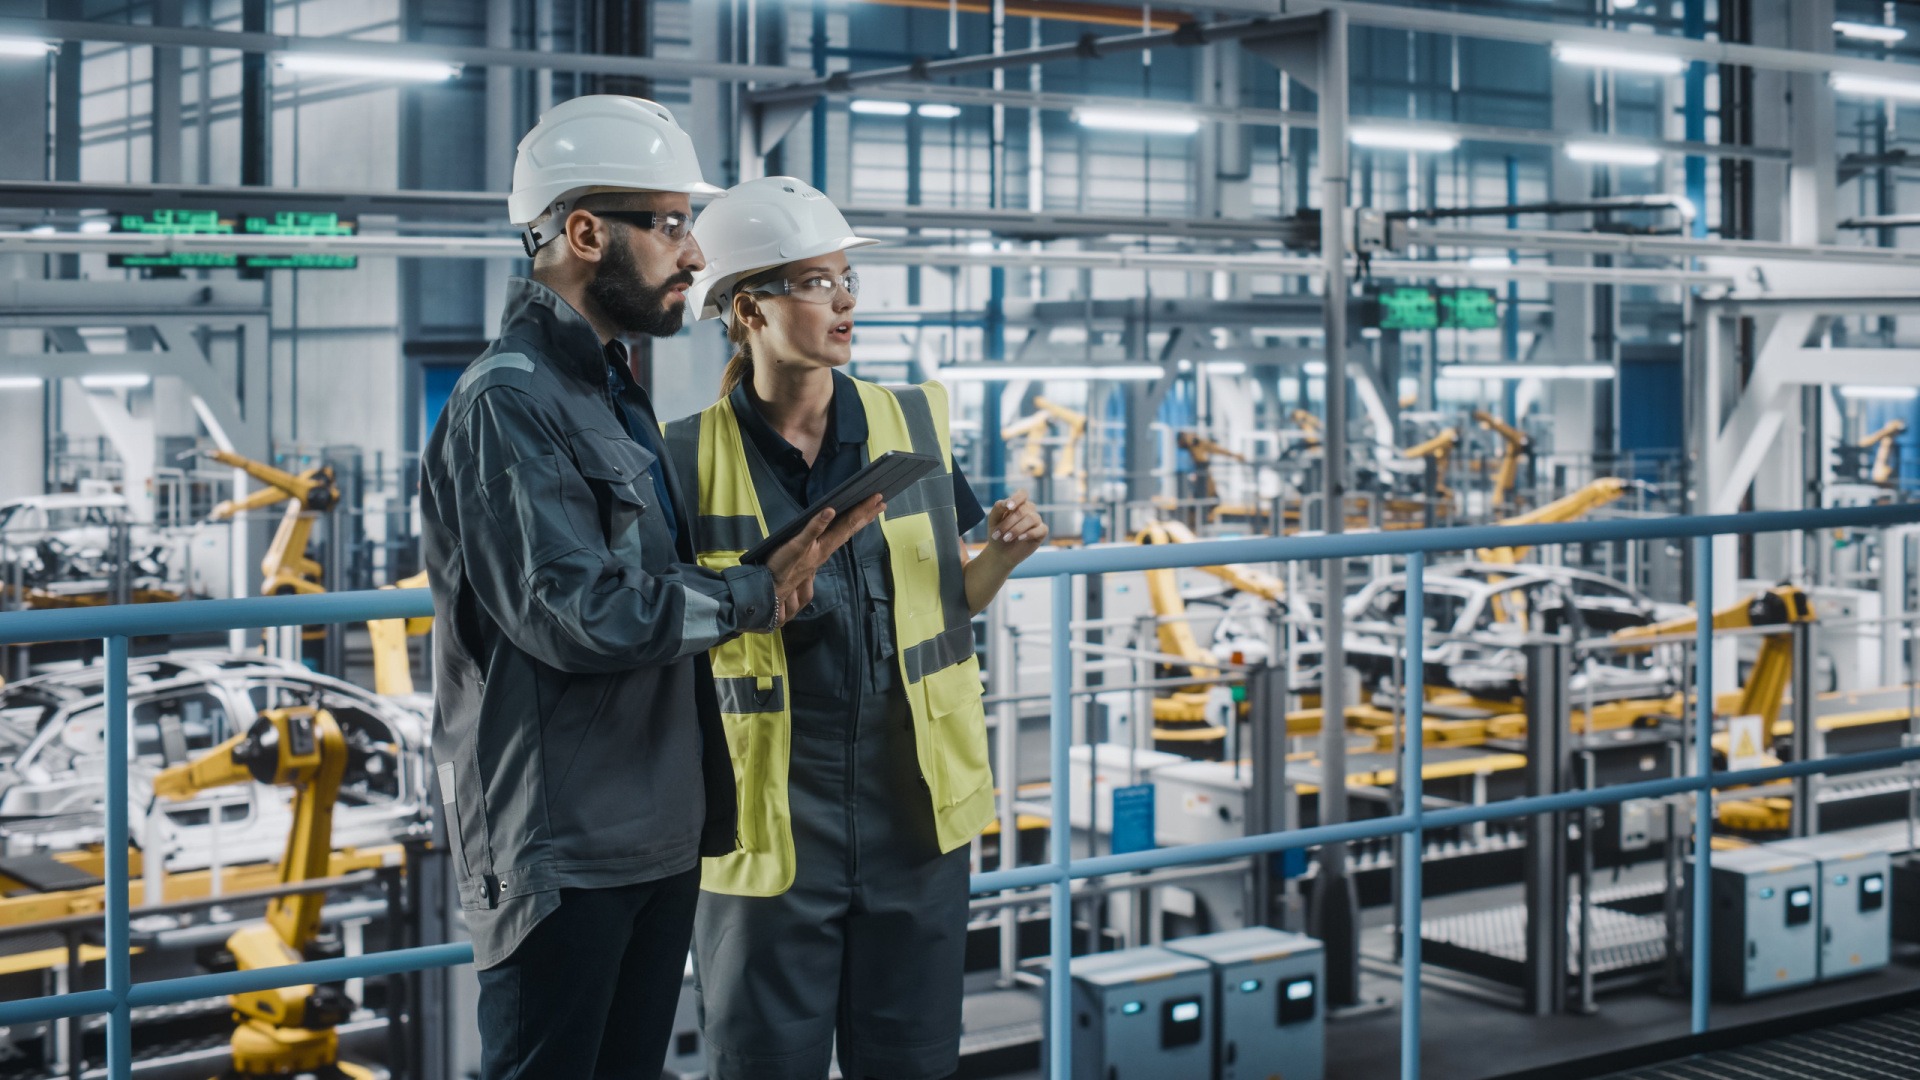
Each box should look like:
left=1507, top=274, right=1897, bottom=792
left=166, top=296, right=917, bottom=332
left=1401, top=552, right=1425, bottom=1080
left=1691, top=536, right=1713, bottom=1034
left=105, top=635, right=131, bottom=1078
left=1049, top=574, right=1073, bottom=1080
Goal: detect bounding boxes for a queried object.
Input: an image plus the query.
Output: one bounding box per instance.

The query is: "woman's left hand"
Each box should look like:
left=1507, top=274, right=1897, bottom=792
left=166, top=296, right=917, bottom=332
left=986, top=489, right=1049, bottom=563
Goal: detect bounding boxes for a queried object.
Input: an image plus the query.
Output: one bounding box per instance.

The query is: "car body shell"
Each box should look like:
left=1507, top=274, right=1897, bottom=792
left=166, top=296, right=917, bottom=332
left=0, top=652, right=431, bottom=872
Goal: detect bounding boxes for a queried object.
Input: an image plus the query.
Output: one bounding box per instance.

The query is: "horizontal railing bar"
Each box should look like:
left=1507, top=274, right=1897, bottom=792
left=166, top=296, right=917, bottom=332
left=969, top=742, right=1920, bottom=892
left=0, top=989, right=119, bottom=1026
left=0, top=870, right=382, bottom=941
left=1011, top=503, right=1920, bottom=579
left=123, top=942, right=473, bottom=1008
left=0, top=588, right=430, bottom=646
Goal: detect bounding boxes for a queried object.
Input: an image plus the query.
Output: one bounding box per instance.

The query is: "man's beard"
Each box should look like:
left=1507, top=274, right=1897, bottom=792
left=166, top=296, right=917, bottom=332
left=586, top=226, right=694, bottom=338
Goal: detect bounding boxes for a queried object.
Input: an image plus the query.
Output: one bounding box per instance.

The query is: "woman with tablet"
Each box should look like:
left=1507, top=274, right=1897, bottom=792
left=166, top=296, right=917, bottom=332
left=664, top=176, right=1047, bottom=1080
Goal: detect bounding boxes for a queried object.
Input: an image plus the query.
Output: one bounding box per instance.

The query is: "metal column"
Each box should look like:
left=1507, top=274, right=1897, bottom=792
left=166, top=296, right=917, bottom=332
left=1306, top=7, right=1363, bottom=1010
left=1790, top=621, right=1819, bottom=837
left=1523, top=640, right=1569, bottom=1016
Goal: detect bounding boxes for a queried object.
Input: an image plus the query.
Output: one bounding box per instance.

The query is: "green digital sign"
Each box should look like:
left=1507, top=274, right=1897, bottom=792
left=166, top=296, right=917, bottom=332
left=1376, top=287, right=1439, bottom=331
left=1370, top=286, right=1501, bottom=331
left=109, top=208, right=357, bottom=270
left=1439, top=287, right=1500, bottom=330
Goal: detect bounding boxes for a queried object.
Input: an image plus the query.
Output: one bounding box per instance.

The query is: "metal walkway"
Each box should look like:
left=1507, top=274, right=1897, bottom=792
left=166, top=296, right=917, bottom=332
left=1604, top=1005, right=1920, bottom=1079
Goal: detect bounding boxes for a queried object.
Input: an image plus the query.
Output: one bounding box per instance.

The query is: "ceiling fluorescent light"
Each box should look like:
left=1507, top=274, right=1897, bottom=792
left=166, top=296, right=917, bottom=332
left=1835, top=20, right=1907, bottom=43
left=0, top=37, right=58, bottom=58
left=0, top=377, right=42, bottom=390
left=1444, top=363, right=1615, bottom=380
left=1832, top=72, right=1920, bottom=100
left=849, top=99, right=913, bottom=116
left=1202, top=361, right=1248, bottom=375
left=275, top=53, right=462, bottom=81
left=1074, top=108, right=1201, bottom=136
left=936, top=364, right=1164, bottom=382
left=1553, top=43, right=1686, bottom=76
left=1468, top=255, right=1515, bottom=269
left=917, top=103, right=962, bottom=119
left=1350, top=126, right=1460, bottom=152
left=1839, top=385, right=1920, bottom=400
left=1303, top=361, right=1328, bottom=376
left=79, top=374, right=152, bottom=390
left=1565, top=141, right=1663, bottom=166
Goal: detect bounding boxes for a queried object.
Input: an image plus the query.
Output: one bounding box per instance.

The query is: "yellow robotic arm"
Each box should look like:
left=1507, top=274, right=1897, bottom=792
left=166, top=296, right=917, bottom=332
left=1403, top=427, right=1460, bottom=498
left=1033, top=397, right=1088, bottom=486
left=1291, top=408, right=1323, bottom=448
left=1473, top=410, right=1531, bottom=511
left=367, top=571, right=433, bottom=696
left=154, top=706, right=372, bottom=1078
left=1002, top=411, right=1053, bottom=480
left=1862, top=419, right=1906, bottom=488
left=1475, top=477, right=1632, bottom=565
left=199, top=449, right=341, bottom=598
left=1611, top=585, right=1815, bottom=727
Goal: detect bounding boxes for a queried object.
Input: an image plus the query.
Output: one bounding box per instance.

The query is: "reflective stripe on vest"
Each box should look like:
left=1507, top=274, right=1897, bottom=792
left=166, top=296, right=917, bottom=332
left=665, top=378, right=995, bottom=898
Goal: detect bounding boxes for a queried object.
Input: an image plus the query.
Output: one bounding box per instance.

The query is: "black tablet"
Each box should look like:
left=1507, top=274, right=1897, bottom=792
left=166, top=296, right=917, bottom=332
left=739, top=450, right=943, bottom=565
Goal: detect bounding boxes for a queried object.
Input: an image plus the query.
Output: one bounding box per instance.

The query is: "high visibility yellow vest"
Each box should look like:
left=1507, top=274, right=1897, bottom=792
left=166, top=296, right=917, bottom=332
left=664, top=378, right=995, bottom=897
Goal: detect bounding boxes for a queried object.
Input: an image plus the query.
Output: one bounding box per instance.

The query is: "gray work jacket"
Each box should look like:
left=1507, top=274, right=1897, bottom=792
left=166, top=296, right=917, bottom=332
left=420, top=277, right=774, bottom=968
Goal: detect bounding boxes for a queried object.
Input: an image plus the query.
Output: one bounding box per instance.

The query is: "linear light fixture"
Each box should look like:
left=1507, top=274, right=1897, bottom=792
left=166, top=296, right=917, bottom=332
left=1203, top=361, right=1248, bottom=375
left=1350, top=126, right=1461, bottom=152
left=849, top=99, right=913, bottom=116
left=1834, top=21, right=1907, bottom=43
left=275, top=53, right=463, bottom=81
left=79, top=374, right=152, bottom=390
left=1553, top=43, right=1686, bottom=76
left=1832, top=72, right=1920, bottom=101
left=935, top=363, right=1164, bottom=382
left=917, top=103, right=962, bottom=119
left=1839, top=385, right=1920, bottom=400
left=1443, top=363, right=1615, bottom=380
left=1074, top=107, right=1201, bottom=136
left=0, top=37, right=58, bottom=58
left=0, top=377, right=43, bottom=390
left=1565, top=141, right=1663, bottom=167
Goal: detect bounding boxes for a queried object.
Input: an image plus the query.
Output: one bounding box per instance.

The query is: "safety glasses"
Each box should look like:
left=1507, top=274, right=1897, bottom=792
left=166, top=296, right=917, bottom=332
left=746, top=269, right=860, bottom=305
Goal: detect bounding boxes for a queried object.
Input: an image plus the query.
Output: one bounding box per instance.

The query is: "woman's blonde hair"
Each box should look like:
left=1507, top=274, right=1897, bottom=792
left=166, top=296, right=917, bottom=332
left=718, top=266, right=784, bottom=397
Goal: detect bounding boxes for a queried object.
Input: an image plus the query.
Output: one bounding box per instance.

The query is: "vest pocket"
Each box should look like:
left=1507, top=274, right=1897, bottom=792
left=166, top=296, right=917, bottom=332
left=921, top=659, right=992, bottom=808
left=716, top=674, right=785, bottom=853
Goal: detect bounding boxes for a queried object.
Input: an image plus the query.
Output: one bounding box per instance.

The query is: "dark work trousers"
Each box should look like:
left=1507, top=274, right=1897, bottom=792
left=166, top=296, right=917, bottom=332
left=476, top=867, right=701, bottom=1080
left=694, top=525, right=971, bottom=1080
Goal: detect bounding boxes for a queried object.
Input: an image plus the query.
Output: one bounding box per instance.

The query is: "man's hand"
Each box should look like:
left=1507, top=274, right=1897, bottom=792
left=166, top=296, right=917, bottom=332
left=985, top=489, right=1048, bottom=564
left=762, top=494, right=886, bottom=623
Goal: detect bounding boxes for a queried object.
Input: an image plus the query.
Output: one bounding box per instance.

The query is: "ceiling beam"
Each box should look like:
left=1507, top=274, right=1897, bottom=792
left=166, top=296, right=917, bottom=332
left=0, top=16, right=810, bottom=85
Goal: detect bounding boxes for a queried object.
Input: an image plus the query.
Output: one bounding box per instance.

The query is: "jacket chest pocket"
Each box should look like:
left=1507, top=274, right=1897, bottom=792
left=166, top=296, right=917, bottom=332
left=568, top=429, right=657, bottom=557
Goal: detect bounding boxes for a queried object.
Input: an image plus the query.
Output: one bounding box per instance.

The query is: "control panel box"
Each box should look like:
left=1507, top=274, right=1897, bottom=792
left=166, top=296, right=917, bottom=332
left=1044, top=946, right=1214, bottom=1080
left=1770, top=836, right=1893, bottom=981
left=1165, top=927, right=1325, bottom=1080
left=1704, top=848, right=1820, bottom=999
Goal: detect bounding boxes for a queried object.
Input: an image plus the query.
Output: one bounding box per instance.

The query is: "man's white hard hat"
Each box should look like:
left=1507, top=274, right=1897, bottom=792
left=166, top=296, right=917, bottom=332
left=509, top=95, right=724, bottom=254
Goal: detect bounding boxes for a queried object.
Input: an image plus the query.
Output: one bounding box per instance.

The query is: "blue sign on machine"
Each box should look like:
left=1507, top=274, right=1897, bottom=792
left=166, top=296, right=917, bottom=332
left=1111, top=783, right=1156, bottom=854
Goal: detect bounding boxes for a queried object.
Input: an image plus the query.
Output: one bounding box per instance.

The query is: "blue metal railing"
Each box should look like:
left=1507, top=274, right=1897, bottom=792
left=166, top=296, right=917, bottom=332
left=3, top=502, right=1920, bottom=1079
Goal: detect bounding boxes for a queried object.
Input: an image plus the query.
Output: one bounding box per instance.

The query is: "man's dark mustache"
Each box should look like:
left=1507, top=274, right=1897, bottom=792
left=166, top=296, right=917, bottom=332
left=663, top=271, right=695, bottom=290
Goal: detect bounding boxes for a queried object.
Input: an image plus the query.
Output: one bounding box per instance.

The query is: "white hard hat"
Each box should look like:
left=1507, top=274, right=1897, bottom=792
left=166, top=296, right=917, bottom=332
left=686, top=177, right=880, bottom=322
left=509, top=95, right=725, bottom=253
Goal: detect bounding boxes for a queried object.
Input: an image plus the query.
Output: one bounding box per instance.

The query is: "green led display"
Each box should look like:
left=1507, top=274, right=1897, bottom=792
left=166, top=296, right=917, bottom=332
left=1369, top=286, right=1501, bottom=331
left=1439, top=287, right=1499, bottom=330
left=242, top=212, right=355, bottom=238
left=115, top=209, right=233, bottom=235
left=1376, top=287, right=1439, bottom=331
left=108, top=208, right=358, bottom=270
